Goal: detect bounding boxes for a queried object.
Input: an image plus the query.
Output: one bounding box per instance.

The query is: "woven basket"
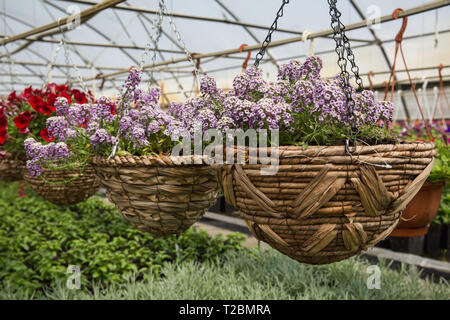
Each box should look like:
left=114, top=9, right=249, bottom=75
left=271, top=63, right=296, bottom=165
left=220, top=141, right=436, bottom=264
left=0, top=152, right=25, bottom=182
left=90, top=155, right=219, bottom=237
left=24, top=165, right=100, bottom=205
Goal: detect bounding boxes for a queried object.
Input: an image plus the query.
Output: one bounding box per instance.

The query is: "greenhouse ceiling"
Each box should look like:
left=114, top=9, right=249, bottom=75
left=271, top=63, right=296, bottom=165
left=0, top=0, right=449, bottom=117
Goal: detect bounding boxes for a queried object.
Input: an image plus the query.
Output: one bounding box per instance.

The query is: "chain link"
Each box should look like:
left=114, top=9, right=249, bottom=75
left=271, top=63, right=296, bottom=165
left=138, top=0, right=164, bottom=87
left=60, top=28, right=88, bottom=93
left=43, top=22, right=88, bottom=93
left=327, top=0, right=363, bottom=153
left=159, top=0, right=201, bottom=77
left=42, top=38, right=64, bottom=90
left=254, top=0, right=290, bottom=67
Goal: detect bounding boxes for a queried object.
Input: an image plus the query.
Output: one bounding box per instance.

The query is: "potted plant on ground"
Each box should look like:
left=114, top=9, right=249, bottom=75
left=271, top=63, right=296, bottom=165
left=390, top=124, right=449, bottom=239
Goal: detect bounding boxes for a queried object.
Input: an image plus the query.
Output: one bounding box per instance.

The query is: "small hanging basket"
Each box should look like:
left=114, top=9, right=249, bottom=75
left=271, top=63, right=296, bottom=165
left=220, top=141, right=436, bottom=264
left=90, top=155, right=219, bottom=237
left=0, top=152, right=25, bottom=182
left=24, top=165, right=100, bottom=205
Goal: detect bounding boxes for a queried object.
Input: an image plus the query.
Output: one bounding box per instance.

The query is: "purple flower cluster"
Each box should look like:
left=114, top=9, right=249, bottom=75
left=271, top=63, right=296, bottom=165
left=167, top=56, right=394, bottom=146
left=24, top=68, right=197, bottom=176
left=24, top=137, right=72, bottom=176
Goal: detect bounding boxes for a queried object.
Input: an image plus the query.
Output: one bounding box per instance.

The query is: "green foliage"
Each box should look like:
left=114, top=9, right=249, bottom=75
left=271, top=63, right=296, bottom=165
left=1, top=249, right=448, bottom=300
left=428, top=139, right=450, bottom=183
left=434, top=184, right=450, bottom=225
left=0, top=181, right=246, bottom=294
left=400, top=126, right=450, bottom=182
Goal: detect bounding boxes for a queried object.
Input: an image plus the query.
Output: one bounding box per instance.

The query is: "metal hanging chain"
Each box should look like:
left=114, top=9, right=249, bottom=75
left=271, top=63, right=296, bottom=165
left=138, top=0, right=164, bottom=86
left=59, top=26, right=88, bottom=93
left=328, top=0, right=363, bottom=91
left=159, top=0, right=201, bottom=77
left=328, top=0, right=363, bottom=154
left=254, top=0, right=290, bottom=67
left=43, top=21, right=88, bottom=93
left=42, top=37, right=64, bottom=90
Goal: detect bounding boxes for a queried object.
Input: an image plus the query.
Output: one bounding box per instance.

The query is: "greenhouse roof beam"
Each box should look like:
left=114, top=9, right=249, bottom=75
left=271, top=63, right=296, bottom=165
left=63, top=0, right=371, bottom=44
left=0, top=0, right=126, bottom=45
left=84, top=0, right=450, bottom=82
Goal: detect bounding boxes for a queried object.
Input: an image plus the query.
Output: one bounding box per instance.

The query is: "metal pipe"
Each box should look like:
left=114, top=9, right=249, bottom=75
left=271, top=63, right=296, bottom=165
left=0, top=0, right=126, bottom=45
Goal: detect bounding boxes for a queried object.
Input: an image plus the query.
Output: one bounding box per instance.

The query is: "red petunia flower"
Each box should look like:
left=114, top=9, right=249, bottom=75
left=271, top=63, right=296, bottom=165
left=38, top=101, right=53, bottom=116
left=46, top=83, right=57, bottom=94
left=59, top=91, right=72, bottom=104
left=0, top=108, right=7, bottom=129
left=7, top=91, right=17, bottom=102
left=40, top=128, right=54, bottom=142
left=28, top=96, right=43, bottom=112
left=23, top=86, right=34, bottom=99
left=46, top=92, right=58, bottom=112
left=73, top=90, right=88, bottom=104
left=0, top=127, right=7, bottom=145
left=109, top=103, right=117, bottom=115
left=13, top=111, right=32, bottom=131
left=56, top=84, right=68, bottom=93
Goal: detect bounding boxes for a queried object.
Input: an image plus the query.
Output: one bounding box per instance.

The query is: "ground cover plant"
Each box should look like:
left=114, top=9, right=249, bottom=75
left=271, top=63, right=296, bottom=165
left=0, top=181, right=246, bottom=295
left=1, top=249, right=448, bottom=300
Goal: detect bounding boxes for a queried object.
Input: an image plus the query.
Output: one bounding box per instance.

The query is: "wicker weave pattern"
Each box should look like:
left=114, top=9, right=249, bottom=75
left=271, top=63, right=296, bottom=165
left=220, top=141, right=436, bottom=264
left=24, top=165, right=100, bottom=205
left=0, top=152, right=25, bottom=182
left=91, top=155, right=219, bottom=237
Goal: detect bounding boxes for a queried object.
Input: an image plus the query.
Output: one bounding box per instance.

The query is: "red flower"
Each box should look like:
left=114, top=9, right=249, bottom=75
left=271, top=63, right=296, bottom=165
left=13, top=111, right=32, bottom=130
left=23, top=86, right=34, bottom=99
left=7, top=91, right=17, bottom=102
left=0, top=108, right=7, bottom=129
left=0, top=127, right=7, bottom=145
left=40, top=128, right=54, bottom=142
left=56, top=84, right=68, bottom=93
left=109, top=103, right=117, bottom=115
left=73, top=90, right=88, bottom=104
left=60, top=91, right=72, bottom=104
left=46, top=83, right=57, bottom=94
left=28, top=96, right=43, bottom=112
left=46, top=93, right=58, bottom=112
left=38, top=101, right=53, bottom=116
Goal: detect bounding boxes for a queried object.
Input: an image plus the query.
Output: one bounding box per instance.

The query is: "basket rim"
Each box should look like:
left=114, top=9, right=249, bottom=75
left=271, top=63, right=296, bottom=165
left=90, top=140, right=435, bottom=167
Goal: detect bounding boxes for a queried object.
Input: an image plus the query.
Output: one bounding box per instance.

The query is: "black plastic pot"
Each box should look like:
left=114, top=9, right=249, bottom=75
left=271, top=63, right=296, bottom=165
left=424, top=224, right=442, bottom=257
left=388, top=235, right=425, bottom=256
left=208, top=197, right=223, bottom=213
left=442, top=223, right=450, bottom=250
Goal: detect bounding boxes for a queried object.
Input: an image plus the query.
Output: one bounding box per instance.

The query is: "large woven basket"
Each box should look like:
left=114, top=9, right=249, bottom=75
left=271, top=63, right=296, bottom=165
left=90, top=155, right=219, bottom=237
left=0, top=152, right=25, bottom=182
left=220, top=141, right=436, bottom=264
left=24, top=165, right=100, bottom=205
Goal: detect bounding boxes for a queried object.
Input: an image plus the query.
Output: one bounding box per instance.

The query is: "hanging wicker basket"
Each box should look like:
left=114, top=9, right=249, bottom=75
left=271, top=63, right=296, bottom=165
left=90, top=155, right=219, bottom=237
left=24, top=165, right=100, bottom=205
left=220, top=141, right=436, bottom=264
left=0, top=152, right=25, bottom=182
